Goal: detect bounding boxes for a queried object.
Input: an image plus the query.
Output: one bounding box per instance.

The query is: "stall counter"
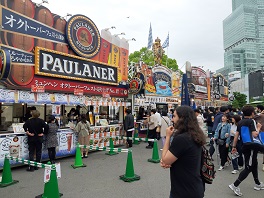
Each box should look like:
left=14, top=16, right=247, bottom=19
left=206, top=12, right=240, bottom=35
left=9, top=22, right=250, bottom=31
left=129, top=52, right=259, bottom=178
left=0, top=124, right=123, bottom=169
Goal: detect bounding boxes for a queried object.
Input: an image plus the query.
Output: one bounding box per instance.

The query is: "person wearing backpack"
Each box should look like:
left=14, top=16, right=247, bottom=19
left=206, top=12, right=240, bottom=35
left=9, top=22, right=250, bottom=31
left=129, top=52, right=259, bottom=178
left=160, top=106, right=206, bottom=198
left=229, top=105, right=264, bottom=196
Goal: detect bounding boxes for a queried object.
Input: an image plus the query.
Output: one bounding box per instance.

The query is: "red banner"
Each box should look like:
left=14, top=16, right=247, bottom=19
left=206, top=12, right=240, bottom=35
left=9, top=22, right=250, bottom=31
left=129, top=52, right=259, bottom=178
left=22, top=76, right=128, bottom=97
left=31, top=85, right=45, bottom=93
left=74, top=89, right=83, bottom=96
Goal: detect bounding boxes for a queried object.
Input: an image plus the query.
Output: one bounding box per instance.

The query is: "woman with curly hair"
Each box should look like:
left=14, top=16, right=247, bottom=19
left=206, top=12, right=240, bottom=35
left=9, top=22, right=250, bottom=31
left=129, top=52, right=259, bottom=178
left=161, top=106, right=206, bottom=198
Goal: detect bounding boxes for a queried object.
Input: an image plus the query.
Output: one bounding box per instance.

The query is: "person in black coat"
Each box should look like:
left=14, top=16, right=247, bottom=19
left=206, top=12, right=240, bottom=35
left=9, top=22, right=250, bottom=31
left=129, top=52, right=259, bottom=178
left=124, top=109, right=134, bottom=148
left=23, top=110, right=49, bottom=171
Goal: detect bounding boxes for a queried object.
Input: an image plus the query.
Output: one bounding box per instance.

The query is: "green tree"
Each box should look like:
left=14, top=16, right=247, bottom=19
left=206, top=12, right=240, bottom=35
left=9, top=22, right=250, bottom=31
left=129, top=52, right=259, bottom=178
left=232, top=92, right=247, bottom=109
left=129, top=47, right=178, bottom=71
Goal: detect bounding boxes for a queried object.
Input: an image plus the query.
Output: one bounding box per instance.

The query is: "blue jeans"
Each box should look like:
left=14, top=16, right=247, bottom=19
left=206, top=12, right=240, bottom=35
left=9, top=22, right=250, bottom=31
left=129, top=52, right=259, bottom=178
left=232, top=140, right=243, bottom=170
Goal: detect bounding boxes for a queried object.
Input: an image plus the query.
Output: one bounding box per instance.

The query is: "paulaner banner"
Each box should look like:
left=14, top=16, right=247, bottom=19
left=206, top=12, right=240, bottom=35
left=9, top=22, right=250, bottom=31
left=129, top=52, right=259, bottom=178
left=35, top=47, right=118, bottom=85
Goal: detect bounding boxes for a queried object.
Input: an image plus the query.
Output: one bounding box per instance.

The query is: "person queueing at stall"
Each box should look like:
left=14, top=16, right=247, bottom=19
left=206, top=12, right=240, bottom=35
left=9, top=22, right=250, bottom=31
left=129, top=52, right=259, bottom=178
left=146, top=109, right=158, bottom=149
left=229, top=105, right=264, bottom=196
left=75, top=114, right=91, bottom=158
left=23, top=110, right=49, bottom=172
left=23, top=106, right=36, bottom=122
left=46, top=115, right=59, bottom=164
left=124, top=109, right=134, bottom=148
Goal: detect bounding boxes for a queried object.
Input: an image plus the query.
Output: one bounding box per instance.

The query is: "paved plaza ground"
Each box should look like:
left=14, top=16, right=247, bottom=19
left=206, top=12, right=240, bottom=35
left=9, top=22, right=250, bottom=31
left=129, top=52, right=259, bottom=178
left=0, top=140, right=263, bottom=198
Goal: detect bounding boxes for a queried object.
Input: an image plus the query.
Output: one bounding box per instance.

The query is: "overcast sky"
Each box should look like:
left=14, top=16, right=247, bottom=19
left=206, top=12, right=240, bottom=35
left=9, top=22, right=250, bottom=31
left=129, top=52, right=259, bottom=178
left=45, top=0, right=232, bottom=72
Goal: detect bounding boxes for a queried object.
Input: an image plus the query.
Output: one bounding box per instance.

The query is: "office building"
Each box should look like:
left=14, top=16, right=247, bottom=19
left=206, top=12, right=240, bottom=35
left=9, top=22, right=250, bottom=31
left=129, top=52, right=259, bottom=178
left=217, top=0, right=264, bottom=77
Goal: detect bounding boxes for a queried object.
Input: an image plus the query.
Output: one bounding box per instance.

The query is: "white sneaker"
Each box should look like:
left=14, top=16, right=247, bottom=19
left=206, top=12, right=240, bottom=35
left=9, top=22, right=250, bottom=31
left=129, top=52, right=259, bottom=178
left=239, top=166, right=243, bottom=170
left=218, top=166, right=224, bottom=171
left=225, top=161, right=231, bottom=167
left=254, top=182, right=264, bottom=191
left=229, top=183, right=242, bottom=196
left=231, top=170, right=239, bottom=174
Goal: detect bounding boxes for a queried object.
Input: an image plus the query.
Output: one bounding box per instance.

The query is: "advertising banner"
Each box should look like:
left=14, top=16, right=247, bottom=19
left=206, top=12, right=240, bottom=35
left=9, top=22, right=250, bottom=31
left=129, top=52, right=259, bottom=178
left=36, top=92, right=51, bottom=104
left=23, top=76, right=128, bottom=97
left=212, top=73, right=228, bottom=101
left=145, top=65, right=173, bottom=96
left=18, top=90, right=35, bottom=103
left=0, top=89, right=16, bottom=103
left=119, top=38, right=129, bottom=82
left=98, top=29, right=112, bottom=64
left=53, top=93, right=68, bottom=104
left=1, top=6, right=66, bottom=43
left=35, top=47, right=118, bottom=85
left=191, top=66, right=207, bottom=99
left=0, top=45, right=34, bottom=64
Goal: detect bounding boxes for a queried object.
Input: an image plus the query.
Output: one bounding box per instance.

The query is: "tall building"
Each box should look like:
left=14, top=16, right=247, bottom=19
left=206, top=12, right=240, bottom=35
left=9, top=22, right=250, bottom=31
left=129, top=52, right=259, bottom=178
left=217, top=0, right=264, bottom=77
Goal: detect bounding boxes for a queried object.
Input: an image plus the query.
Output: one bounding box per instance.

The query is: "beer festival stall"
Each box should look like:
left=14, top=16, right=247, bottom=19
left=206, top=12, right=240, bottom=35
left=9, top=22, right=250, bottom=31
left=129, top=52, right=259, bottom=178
left=130, top=38, right=181, bottom=137
left=0, top=0, right=130, bottom=168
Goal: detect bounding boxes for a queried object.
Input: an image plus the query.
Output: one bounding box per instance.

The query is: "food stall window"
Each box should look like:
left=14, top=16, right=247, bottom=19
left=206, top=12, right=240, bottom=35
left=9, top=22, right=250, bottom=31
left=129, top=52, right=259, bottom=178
left=1, top=103, right=13, bottom=131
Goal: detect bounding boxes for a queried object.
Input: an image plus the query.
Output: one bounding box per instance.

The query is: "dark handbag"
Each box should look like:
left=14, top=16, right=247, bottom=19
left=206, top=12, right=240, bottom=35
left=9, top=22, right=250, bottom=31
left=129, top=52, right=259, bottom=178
left=216, top=139, right=225, bottom=146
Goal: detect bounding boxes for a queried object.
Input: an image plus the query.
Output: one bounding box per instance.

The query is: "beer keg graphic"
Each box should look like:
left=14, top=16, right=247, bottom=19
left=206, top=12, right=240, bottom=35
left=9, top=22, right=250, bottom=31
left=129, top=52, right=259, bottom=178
left=12, top=0, right=35, bottom=18
left=35, top=5, right=54, bottom=27
left=35, top=38, right=54, bottom=50
left=2, top=32, right=35, bottom=52
left=1, top=0, right=12, bottom=8
left=54, top=43, right=69, bottom=54
left=6, top=64, right=34, bottom=86
left=1, top=0, right=36, bottom=52
left=53, top=14, right=67, bottom=33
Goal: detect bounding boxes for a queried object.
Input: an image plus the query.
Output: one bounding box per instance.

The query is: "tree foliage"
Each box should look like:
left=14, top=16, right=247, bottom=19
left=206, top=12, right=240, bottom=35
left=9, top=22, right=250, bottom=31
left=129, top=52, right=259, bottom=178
left=129, top=47, right=179, bottom=71
left=232, top=92, right=247, bottom=109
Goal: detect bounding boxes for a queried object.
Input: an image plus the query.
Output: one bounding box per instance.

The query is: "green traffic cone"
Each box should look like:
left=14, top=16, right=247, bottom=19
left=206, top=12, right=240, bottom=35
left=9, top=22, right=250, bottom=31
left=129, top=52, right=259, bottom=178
left=148, top=140, right=160, bottom=163
left=105, top=137, right=118, bottom=155
left=71, top=144, right=86, bottom=169
left=133, top=130, right=140, bottom=145
left=0, top=157, right=19, bottom=187
left=119, top=150, right=140, bottom=182
left=36, top=162, right=63, bottom=198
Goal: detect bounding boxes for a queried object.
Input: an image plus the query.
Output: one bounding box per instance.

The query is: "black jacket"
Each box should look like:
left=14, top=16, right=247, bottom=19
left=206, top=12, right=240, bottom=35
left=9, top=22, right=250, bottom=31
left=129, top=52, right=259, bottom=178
left=23, top=118, right=49, bottom=141
left=124, top=113, right=134, bottom=131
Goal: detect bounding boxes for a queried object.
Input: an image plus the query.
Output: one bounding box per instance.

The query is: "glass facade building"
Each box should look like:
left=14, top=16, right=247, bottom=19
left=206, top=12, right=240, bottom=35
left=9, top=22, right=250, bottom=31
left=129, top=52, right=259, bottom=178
left=217, top=0, right=264, bottom=77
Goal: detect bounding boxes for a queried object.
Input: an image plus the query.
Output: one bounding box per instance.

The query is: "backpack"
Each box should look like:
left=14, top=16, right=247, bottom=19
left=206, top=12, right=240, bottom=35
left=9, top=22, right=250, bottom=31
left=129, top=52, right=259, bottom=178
left=201, top=146, right=216, bottom=184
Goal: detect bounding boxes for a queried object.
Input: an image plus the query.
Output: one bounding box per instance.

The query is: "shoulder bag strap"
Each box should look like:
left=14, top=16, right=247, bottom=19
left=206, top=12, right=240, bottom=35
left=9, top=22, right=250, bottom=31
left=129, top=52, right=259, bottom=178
left=161, top=116, right=169, bottom=127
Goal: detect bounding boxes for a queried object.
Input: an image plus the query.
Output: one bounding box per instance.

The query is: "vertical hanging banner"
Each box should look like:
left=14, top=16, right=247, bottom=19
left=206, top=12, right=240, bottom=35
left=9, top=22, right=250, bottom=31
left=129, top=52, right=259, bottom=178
left=98, top=29, right=112, bottom=63
left=171, top=71, right=181, bottom=97
left=110, top=35, right=120, bottom=71
left=119, top=38, right=129, bottom=82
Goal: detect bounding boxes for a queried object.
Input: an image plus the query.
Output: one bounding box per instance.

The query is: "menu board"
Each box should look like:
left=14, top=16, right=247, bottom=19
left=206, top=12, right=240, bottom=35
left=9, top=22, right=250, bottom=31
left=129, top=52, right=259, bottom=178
left=89, top=125, right=122, bottom=147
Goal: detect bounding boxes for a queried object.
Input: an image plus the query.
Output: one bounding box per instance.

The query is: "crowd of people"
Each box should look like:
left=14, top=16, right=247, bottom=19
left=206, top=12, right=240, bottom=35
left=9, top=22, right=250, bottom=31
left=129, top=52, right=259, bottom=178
left=22, top=104, right=264, bottom=197
left=158, top=104, right=264, bottom=198
left=22, top=105, right=91, bottom=171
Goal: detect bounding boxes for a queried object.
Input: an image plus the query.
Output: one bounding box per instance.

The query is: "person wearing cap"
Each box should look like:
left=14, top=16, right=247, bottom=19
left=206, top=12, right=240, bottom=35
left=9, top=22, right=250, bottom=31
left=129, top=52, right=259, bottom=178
left=46, top=115, right=59, bottom=164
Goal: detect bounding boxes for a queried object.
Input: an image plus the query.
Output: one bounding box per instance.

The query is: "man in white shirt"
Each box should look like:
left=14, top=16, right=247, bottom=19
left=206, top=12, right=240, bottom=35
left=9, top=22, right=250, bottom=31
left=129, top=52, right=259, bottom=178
left=194, top=109, right=204, bottom=132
